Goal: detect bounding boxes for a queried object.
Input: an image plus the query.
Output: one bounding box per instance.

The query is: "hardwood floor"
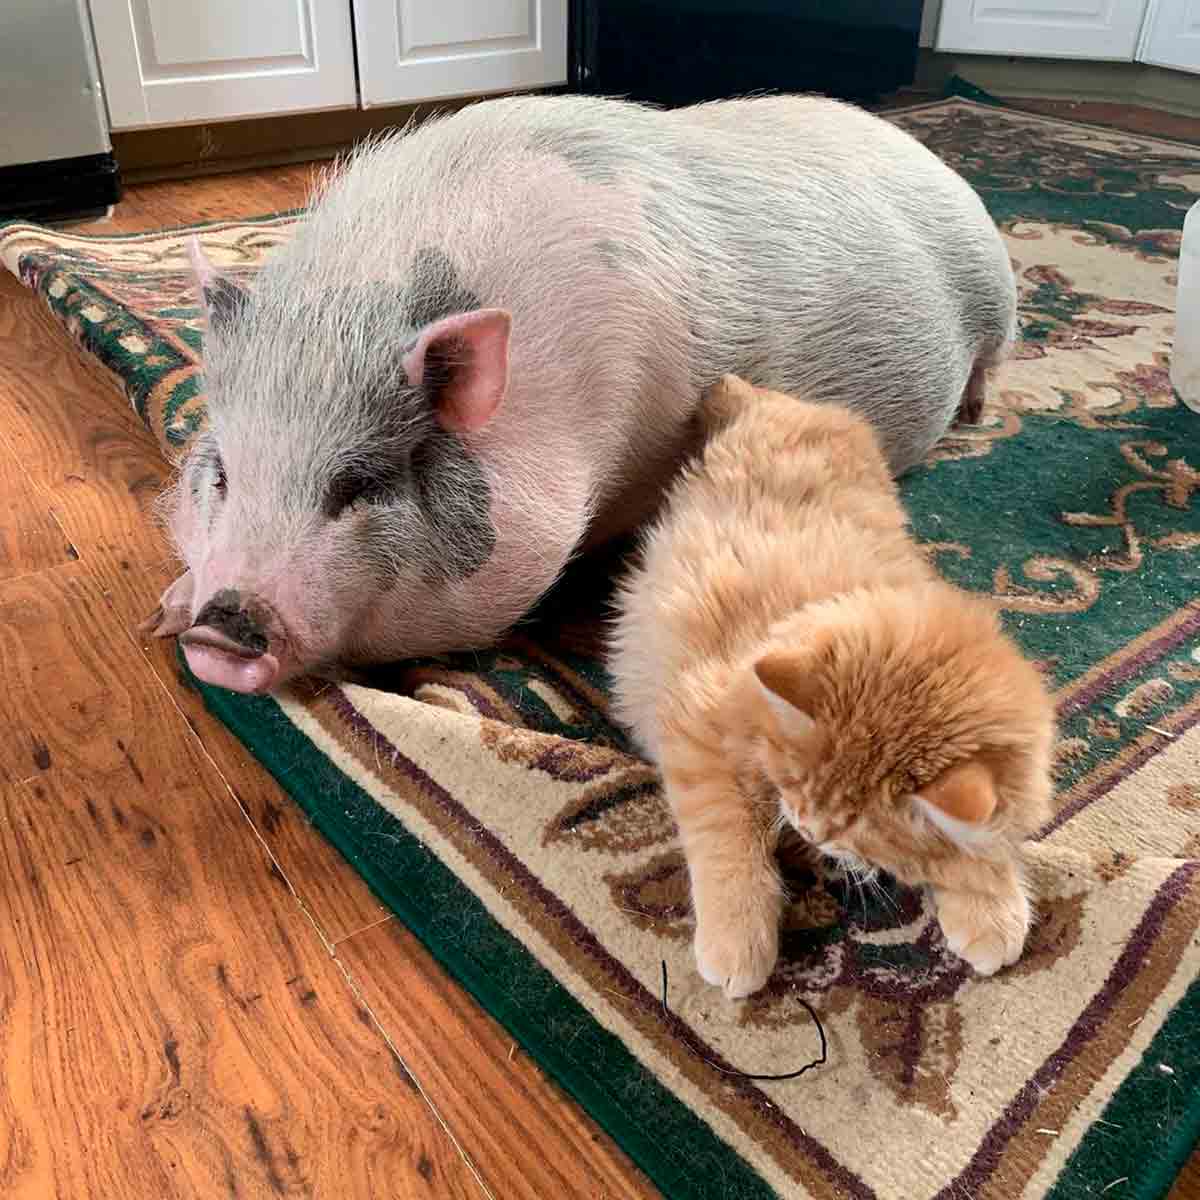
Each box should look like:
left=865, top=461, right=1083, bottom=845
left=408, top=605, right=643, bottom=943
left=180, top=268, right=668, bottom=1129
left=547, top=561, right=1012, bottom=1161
left=2, top=107, right=1197, bottom=1197
left=0, top=166, right=655, bottom=1199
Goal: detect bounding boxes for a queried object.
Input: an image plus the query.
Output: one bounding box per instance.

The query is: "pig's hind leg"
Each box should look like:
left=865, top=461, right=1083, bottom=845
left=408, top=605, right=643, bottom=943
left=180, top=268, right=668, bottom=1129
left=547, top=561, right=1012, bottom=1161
left=954, top=360, right=989, bottom=427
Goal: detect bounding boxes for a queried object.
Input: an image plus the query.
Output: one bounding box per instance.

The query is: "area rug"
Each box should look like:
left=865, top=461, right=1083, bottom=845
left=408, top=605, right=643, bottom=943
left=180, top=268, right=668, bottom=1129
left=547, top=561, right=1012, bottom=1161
left=3, top=96, right=1199, bottom=1200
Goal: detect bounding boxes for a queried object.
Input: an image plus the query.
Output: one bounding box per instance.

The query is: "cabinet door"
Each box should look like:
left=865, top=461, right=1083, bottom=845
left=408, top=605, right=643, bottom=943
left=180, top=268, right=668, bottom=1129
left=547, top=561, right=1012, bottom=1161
left=935, top=0, right=1149, bottom=60
left=89, top=0, right=357, bottom=130
left=1139, top=0, right=1200, bottom=71
left=352, top=0, right=568, bottom=107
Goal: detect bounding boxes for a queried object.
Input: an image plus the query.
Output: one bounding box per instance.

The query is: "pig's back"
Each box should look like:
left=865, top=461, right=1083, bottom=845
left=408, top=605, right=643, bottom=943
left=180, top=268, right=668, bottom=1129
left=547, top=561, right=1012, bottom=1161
left=427, top=93, right=1015, bottom=474
left=264, top=94, right=1012, bottom=500
left=655, top=95, right=1016, bottom=467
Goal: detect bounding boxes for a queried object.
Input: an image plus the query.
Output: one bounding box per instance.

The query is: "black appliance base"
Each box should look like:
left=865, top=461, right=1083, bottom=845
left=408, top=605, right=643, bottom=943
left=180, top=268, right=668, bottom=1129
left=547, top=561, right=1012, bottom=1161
left=0, top=151, right=122, bottom=225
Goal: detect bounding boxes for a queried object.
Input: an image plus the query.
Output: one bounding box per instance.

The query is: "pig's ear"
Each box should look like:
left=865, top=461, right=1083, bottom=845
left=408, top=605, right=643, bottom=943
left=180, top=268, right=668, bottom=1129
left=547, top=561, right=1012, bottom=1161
left=188, top=235, right=249, bottom=333
left=402, top=309, right=512, bottom=434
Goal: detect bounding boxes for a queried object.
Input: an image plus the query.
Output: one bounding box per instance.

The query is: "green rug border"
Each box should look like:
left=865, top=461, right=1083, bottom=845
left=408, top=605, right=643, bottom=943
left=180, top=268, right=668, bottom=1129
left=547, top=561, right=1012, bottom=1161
left=188, top=654, right=1200, bottom=1199
left=187, top=656, right=778, bottom=1200
left=1049, top=971, right=1200, bottom=1200
left=941, top=73, right=1006, bottom=107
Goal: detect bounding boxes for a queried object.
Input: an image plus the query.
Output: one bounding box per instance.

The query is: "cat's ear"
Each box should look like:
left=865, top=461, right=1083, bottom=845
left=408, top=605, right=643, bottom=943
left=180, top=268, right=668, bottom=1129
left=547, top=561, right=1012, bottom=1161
left=916, top=759, right=998, bottom=829
left=753, top=652, right=819, bottom=739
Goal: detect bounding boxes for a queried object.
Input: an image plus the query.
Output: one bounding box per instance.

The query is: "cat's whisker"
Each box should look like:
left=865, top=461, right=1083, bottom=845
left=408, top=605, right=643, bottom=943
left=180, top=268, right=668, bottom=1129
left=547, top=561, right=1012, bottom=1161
left=868, top=875, right=900, bottom=918
left=845, top=868, right=869, bottom=924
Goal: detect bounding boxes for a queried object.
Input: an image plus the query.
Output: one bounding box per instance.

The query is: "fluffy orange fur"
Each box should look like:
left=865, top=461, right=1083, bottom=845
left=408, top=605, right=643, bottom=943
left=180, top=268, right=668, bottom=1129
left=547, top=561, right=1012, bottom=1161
left=607, top=374, right=1057, bottom=998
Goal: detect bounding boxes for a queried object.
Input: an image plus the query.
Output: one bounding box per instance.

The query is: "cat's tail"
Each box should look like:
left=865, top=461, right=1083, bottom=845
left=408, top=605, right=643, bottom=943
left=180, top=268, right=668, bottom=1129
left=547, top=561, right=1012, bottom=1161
left=696, top=373, right=760, bottom=434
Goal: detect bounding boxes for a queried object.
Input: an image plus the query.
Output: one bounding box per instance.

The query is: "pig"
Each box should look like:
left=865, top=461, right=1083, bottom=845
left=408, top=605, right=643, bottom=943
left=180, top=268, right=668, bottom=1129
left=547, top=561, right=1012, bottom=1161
left=142, top=92, right=1017, bottom=695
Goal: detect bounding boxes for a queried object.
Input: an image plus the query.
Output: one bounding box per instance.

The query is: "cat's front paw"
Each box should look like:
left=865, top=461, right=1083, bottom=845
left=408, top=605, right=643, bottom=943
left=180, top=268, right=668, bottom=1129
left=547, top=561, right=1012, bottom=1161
left=693, top=906, right=780, bottom=999
left=936, top=887, right=1030, bottom=977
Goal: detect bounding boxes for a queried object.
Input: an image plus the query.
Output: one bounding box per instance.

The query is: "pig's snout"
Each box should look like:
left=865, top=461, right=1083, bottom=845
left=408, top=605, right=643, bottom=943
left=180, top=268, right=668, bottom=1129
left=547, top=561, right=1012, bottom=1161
left=179, top=589, right=282, bottom=694
left=190, top=589, right=269, bottom=654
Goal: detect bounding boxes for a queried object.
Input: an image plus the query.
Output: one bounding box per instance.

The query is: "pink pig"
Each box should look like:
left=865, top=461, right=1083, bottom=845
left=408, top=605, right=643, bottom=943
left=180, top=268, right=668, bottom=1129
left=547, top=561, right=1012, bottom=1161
left=144, top=93, right=1016, bottom=694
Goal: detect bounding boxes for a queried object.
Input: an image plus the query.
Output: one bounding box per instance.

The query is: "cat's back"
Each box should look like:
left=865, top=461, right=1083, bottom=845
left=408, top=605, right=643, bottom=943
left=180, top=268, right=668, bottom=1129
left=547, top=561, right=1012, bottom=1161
left=670, top=388, right=922, bottom=595
left=608, top=381, right=931, bottom=756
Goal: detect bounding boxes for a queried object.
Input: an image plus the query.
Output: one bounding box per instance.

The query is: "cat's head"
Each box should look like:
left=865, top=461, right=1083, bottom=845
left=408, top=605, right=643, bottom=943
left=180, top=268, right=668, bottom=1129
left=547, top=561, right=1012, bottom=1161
left=747, top=581, right=1056, bottom=877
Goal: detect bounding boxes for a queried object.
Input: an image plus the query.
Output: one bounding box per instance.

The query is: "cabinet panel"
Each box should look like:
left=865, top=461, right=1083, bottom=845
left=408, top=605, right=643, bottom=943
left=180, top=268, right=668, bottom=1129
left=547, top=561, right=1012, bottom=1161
left=353, top=0, right=568, bottom=107
left=1139, top=0, right=1200, bottom=71
left=935, top=0, right=1150, bottom=60
left=89, top=0, right=357, bottom=130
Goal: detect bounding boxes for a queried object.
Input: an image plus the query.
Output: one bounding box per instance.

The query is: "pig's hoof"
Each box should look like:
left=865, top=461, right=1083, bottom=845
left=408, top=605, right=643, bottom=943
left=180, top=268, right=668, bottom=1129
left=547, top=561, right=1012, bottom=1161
left=139, top=604, right=191, bottom=638
left=141, top=571, right=194, bottom=637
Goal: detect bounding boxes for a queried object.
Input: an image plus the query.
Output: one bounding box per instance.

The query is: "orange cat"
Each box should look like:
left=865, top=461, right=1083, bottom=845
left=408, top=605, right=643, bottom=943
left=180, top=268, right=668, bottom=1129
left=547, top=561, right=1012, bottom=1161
left=607, top=374, right=1057, bottom=998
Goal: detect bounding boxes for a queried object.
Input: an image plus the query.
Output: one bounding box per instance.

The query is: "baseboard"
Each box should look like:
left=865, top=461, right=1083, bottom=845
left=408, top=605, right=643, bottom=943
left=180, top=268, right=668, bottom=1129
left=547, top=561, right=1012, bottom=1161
left=111, top=56, right=1200, bottom=186
left=111, top=94, right=499, bottom=185
left=915, top=51, right=1200, bottom=118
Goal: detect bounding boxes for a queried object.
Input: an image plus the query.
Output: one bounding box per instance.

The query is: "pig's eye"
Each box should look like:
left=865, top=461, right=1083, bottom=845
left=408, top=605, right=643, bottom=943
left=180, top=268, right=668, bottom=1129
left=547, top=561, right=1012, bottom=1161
left=323, top=465, right=395, bottom=518
left=213, top=456, right=228, bottom=499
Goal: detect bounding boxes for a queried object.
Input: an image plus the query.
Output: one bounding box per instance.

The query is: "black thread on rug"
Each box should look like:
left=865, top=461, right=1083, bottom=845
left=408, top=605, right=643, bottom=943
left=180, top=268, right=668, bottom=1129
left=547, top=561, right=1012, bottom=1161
left=659, top=960, right=828, bottom=1082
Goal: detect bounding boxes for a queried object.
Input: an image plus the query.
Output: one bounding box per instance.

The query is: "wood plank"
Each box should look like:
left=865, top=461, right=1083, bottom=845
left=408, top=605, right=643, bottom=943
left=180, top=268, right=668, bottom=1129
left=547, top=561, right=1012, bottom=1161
left=0, top=561, right=483, bottom=1199
left=79, top=164, right=318, bottom=236
left=0, top=273, right=387, bottom=940
left=145, top=633, right=393, bottom=944
left=337, top=919, right=661, bottom=1200
left=0, top=438, right=73, bottom=583
left=1168, top=1149, right=1200, bottom=1200
left=2, top=190, right=658, bottom=1198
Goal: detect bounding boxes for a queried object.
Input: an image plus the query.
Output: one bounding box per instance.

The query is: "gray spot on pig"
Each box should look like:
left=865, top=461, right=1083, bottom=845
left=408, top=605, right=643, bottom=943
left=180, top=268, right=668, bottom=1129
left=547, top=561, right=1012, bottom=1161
left=412, top=429, right=494, bottom=581
left=188, top=456, right=208, bottom=507
left=595, top=239, right=626, bottom=270
left=202, top=276, right=250, bottom=333
left=344, top=426, right=494, bottom=585
left=320, top=370, right=495, bottom=583
left=537, top=131, right=635, bottom=186
left=406, top=247, right=480, bottom=327
left=321, top=453, right=404, bottom=519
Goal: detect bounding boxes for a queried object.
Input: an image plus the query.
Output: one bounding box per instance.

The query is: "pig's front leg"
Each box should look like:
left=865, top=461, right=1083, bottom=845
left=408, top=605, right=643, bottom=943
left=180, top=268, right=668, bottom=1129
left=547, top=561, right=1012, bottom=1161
left=139, top=570, right=195, bottom=638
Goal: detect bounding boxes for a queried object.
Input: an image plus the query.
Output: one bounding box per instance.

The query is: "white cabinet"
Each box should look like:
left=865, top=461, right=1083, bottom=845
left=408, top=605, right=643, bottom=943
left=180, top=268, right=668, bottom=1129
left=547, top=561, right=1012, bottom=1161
left=935, top=0, right=1151, bottom=60
left=88, top=0, right=569, bottom=130
left=351, top=0, right=568, bottom=107
left=1139, top=0, right=1200, bottom=72
left=89, top=0, right=358, bottom=129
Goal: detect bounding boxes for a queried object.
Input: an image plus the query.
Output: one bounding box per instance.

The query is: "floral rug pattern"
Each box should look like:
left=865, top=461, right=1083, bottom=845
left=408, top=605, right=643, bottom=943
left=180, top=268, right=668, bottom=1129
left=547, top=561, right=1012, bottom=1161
left=2, top=97, right=1199, bottom=1200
